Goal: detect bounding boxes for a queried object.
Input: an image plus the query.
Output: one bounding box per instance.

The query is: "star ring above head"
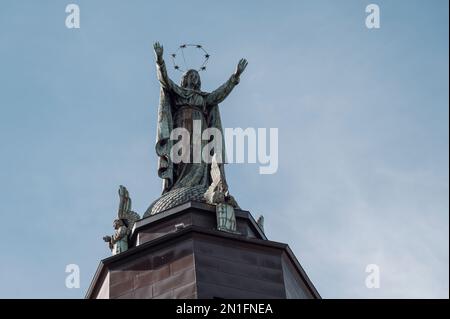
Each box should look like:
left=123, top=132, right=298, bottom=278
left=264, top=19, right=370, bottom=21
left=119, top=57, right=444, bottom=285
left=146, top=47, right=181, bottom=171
left=170, top=44, right=210, bottom=73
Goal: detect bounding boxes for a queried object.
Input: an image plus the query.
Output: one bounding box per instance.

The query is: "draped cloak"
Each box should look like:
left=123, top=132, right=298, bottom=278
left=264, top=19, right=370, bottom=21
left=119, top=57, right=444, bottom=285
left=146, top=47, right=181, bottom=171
left=155, top=60, right=239, bottom=194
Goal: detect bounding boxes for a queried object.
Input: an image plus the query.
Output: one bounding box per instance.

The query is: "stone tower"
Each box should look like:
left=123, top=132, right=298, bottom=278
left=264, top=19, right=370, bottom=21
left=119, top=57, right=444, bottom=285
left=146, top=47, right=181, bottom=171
left=86, top=202, right=320, bottom=299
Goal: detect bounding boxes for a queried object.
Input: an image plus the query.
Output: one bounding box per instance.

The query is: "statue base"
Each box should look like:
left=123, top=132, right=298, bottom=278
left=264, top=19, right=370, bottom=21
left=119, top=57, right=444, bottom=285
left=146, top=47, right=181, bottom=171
left=86, top=202, right=320, bottom=299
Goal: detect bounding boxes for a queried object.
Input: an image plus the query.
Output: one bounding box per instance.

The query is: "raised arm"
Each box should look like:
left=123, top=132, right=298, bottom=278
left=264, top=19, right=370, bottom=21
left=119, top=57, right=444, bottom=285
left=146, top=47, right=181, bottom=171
left=153, top=42, right=178, bottom=91
left=206, top=58, right=248, bottom=105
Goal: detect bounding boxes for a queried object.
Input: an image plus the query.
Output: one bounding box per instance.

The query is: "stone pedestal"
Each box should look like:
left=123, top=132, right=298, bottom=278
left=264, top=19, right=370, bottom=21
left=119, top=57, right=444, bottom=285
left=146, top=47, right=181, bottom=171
left=86, top=202, right=320, bottom=299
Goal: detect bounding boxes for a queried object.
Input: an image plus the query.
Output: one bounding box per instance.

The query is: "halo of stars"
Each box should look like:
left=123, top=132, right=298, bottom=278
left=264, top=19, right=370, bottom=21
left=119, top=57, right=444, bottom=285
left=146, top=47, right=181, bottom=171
left=170, top=44, right=210, bottom=73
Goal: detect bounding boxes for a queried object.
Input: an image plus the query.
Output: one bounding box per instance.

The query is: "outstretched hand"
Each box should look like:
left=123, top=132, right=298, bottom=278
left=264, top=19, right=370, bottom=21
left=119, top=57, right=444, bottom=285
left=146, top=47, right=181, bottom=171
left=153, top=42, right=164, bottom=61
left=235, top=58, right=248, bottom=76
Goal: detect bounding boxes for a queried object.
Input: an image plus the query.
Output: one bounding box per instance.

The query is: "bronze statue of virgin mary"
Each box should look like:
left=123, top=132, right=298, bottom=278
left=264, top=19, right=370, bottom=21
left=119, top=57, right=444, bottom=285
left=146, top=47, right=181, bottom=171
left=144, top=42, right=247, bottom=216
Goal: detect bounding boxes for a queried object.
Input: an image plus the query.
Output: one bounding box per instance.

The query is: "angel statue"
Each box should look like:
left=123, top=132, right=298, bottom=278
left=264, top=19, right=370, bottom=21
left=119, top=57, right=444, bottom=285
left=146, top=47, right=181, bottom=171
left=103, top=185, right=141, bottom=255
left=205, top=154, right=239, bottom=233
left=145, top=42, right=248, bottom=216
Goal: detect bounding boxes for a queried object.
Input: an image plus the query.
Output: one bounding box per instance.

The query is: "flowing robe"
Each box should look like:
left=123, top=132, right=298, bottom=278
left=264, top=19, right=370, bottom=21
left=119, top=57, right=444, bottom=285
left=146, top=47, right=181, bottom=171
left=111, top=226, right=128, bottom=255
left=155, top=60, right=239, bottom=193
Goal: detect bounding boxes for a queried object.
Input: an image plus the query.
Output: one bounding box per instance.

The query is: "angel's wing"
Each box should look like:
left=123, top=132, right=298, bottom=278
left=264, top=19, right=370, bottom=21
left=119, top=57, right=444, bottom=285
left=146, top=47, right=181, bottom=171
left=117, top=185, right=141, bottom=235
left=210, top=154, right=221, bottom=186
left=118, top=185, right=128, bottom=216
left=122, top=210, right=141, bottom=235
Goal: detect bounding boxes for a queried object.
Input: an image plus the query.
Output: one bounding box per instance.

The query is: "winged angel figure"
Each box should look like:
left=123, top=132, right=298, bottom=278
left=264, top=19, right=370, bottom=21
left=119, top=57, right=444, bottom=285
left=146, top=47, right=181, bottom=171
left=103, top=185, right=141, bottom=255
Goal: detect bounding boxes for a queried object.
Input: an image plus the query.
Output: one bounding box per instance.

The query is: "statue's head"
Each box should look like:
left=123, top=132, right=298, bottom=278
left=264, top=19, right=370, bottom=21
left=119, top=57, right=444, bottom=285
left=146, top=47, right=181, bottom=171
left=181, top=69, right=201, bottom=90
left=113, top=219, right=125, bottom=229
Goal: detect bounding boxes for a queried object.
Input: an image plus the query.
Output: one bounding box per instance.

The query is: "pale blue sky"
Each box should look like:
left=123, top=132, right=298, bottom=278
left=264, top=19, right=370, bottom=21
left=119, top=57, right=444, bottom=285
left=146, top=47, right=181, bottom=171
left=0, top=0, right=448, bottom=298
